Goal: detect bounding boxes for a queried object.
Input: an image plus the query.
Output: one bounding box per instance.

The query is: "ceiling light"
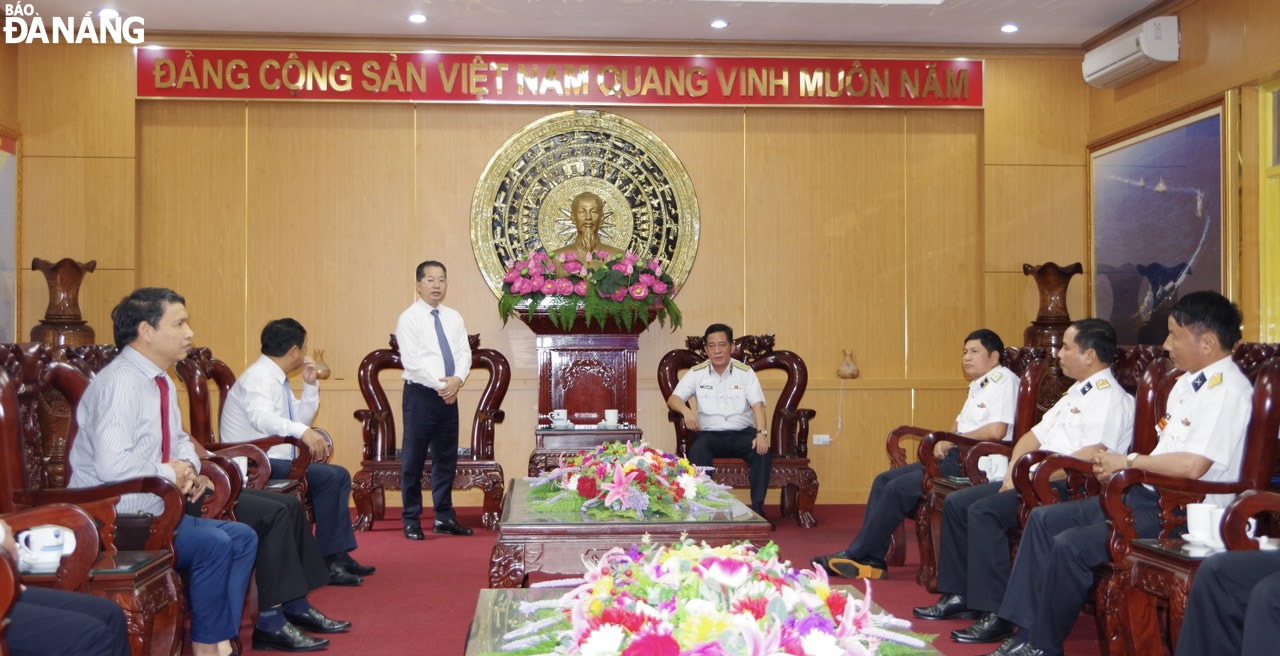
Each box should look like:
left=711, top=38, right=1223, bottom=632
left=409, top=13, right=427, bottom=24
left=1001, top=24, right=1019, bottom=34
left=710, top=19, right=728, bottom=29
left=98, top=8, right=119, bottom=19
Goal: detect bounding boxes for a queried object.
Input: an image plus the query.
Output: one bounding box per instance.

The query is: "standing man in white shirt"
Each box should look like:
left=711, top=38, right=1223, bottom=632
left=396, top=260, right=472, bottom=540
left=916, top=319, right=1135, bottom=647
left=991, top=292, right=1253, bottom=656
left=666, top=323, right=771, bottom=523
left=812, top=329, right=1018, bottom=580
left=221, top=318, right=375, bottom=584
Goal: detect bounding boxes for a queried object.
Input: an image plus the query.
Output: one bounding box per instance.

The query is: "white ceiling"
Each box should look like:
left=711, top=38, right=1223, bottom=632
left=35, top=0, right=1158, bottom=46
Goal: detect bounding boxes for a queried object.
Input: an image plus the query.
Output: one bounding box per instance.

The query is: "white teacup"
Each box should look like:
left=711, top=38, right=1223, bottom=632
left=230, top=456, right=250, bottom=484
left=16, top=524, right=76, bottom=571
left=604, top=409, right=619, bottom=426
left=979, top=454, right=1010, bottom=480
left=1186, top=503, right=1226, bottom=547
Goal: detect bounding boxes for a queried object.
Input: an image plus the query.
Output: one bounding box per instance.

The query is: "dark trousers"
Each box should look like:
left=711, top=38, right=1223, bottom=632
left=401, top=381, right=460, bottom=524
left=9, top=586, right=130, bottom=656
left=174, top=514, right=257, bottom=643
left=688, top=428, right=772, bottom=508
left=998, top=487, right=1162, bottom=654
left=235, top=489, right=330, bottom=608
left=844, top=449, right=964, bottom=565
left=937, top=480, right=1066, bottom=612
left=1177, top=549, right=1280, bottom=656
left=270, top=458, right=358, bottom=558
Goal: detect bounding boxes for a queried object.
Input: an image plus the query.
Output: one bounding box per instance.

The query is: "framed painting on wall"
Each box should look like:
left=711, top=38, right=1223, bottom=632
left=1089, top=101, right=1234, bottom=346
left=0, top=126, right=17, bottom=342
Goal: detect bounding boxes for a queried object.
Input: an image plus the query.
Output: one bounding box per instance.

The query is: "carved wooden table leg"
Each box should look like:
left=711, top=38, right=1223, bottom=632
left=794, top=469, right=819, bottom=528
left=478, top=470, right=505, bottom=530
left=87, top=557, right=184, bottom=656
left=352, top=469, right=376, bottom=531
left=489, top=543, right=528, bottom=588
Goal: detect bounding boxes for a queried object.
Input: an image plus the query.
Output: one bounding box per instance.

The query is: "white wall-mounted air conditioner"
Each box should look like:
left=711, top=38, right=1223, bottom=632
left=1082, top=17, right=1179, bottom=89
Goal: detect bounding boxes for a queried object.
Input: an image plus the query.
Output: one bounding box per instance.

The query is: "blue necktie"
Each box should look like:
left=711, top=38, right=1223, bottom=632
left=432, top=308, right=456, bottom=378
left=283, top=377, right=297, bottom=458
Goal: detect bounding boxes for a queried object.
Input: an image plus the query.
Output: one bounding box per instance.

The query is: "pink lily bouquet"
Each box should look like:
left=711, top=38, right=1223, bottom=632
left=526, top=441, right=735, bottom=521
left=488, top=539, right=932, bottom=656
left=499, top=250, right=683, bottom=332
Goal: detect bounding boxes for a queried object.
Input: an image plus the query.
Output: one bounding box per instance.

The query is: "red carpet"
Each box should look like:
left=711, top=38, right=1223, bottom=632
left=260, top=505, right=1103, bottom=655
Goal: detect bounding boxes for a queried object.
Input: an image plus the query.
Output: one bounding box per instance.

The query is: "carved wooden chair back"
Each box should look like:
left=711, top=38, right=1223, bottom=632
left=656, top=334, right=814, bottom=459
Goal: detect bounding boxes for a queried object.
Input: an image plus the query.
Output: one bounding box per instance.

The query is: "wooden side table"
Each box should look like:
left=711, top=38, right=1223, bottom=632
left=527, top=426, right=643, bottom=475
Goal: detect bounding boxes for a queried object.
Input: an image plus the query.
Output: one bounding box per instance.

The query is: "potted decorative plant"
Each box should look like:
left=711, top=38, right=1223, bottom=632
left=498, top=250, right=682, bottom=332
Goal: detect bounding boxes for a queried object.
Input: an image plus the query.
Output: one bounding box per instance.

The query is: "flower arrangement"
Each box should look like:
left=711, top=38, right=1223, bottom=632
left=489, top=539, right=932, bottom=656
left=527, top=441, right=735, bottom=521
left=498, top=250, right=682, bottom=332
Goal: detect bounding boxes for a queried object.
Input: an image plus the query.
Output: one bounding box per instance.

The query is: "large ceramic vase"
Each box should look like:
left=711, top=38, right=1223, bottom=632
left=1022, top=261, right=1083, bottom=350
left=30, top=257, right=97, bottom=346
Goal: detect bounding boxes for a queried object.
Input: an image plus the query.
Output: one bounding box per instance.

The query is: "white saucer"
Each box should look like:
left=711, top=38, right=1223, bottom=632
left=1183, top=533, right=1225, bottom=549
left=19, top=561, right=60, bottom=574
left=598, top=423, right=620, bottom=429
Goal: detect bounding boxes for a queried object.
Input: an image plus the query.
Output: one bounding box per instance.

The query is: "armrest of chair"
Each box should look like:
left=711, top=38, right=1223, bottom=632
left=885, top=425, right=931, bottom=469
left=918, top=431, right=992, bottom=479
left=963, top=441, right=1014, bottom=484
left=206, top=443, right=272, bottom=488
left=1011, top=450, right=1055, bottom=510
left=1030, top=453, right=1101, bottom=506
left=2, top=503, right=101, bottom=591
left=779, top=407, right=816, bottom=457
left=14, top=477, right=184, bottom=552
left=198, top=458, right=238, bottom=519
left=1102, top=468, right=1248, bottom=554
left=1223, top=490, right=1280, bottom=551
left=237, top=435, right=316, bottom=478
left=354, top=408, right=390, bottom=460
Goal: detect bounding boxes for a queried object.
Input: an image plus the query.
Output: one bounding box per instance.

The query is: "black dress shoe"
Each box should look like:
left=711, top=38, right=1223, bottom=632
left=251, top=624, right=329, bottom=652
left=339, top=553, right=376, bottom=576
left=284, top=607, right=352, bottom=634
left=327, top=562, right=362, bottom=586
left=913, top=593, right=979, bottom=620
left=404, top=524, right=425, bottom=540
left=433, top=519, right=473, bottom=536
left=952, top=612, right=1016, bottom=643
left=1003, top=643, right=1047, bottom=656
left=984, top=636, right=1022, bottom=656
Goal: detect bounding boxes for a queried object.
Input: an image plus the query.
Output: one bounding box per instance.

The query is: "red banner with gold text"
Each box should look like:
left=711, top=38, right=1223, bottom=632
left=136, top=49, right=982, bottom=108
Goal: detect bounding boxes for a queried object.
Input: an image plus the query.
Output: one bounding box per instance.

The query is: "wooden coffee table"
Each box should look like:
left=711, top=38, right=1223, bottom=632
left=488, top=478, right=771, bottom=587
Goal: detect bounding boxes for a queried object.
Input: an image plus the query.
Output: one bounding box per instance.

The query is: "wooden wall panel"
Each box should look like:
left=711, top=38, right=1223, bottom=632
left=1088, top=0, right=1280, bottom=142
left=984, top=57, right=1089, bottom=166
left=21, top=157, right=134, bottom=268
left=18, top=45, right=134, bottom=157
left=984, top=165, right=1087, bottom=272
left=137, top=102, right=247, bottom=366
left=246, top=103, right=415, bottom=379
left=744, top=108, right=908, bottom=380
left=905, top=111, right=983, bottom=378
left=0, top=44, right=17, bottom=130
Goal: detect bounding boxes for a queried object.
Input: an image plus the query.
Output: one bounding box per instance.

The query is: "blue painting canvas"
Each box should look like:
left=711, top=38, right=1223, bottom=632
left=1092, top=109, right=1222, bottom=345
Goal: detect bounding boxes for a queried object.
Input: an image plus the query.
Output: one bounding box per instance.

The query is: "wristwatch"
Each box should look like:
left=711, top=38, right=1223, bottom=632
left=756, top=428, right=769, bottom=437
left=1126, top=452, right=1140, bottom=467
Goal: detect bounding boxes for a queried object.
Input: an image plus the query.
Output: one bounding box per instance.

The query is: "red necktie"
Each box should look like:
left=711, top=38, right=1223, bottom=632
left=155, top=375, right=171, bottom=462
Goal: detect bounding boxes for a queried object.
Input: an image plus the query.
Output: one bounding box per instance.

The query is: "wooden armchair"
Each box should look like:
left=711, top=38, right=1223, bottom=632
left=1026, top=343, right=1280, bottom=656
left=0, top=345, right=187, bottom=656
left=657, top=334, right=819, bottom=527
left=902, top=346, right=1051, bottom=589
left=175, top=348, right=317, bottom=518
left=352, top=334, right=510, bottom=530
left=4, top=503, right=101, bottom=592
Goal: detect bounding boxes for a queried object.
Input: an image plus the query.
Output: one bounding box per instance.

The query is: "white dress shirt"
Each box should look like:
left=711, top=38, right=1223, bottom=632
left=396, top=298, right=471, bottom=390
left=219, top=355, right=319, bottom=460
left=69, top=346, right=202, bottom=515
left=1031, top=367, right=1135, bottom=456
left=671, top=359, right=767, bottom=432
left=956, top=365, right=1019, bottom=441
left=1147, top=355, right=1253, bottom=507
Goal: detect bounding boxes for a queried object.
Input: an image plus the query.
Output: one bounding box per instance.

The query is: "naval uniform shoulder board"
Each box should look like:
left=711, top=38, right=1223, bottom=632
left=731, top=361, right=752, bottom=371
left=692, top=361, right=712, bottom=371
